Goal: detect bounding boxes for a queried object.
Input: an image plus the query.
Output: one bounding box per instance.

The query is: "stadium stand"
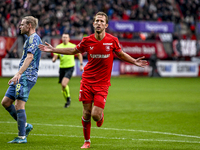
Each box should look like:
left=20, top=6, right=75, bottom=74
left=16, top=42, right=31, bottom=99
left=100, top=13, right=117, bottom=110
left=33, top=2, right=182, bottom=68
left=0, top=0, right=199, bottom=60
left=0, top=0, right=198, bottom=38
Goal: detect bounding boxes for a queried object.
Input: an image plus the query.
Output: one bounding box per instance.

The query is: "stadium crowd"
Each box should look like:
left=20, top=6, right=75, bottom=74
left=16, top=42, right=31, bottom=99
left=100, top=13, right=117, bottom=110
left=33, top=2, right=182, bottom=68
left=0, top=0, right=199, bottom=40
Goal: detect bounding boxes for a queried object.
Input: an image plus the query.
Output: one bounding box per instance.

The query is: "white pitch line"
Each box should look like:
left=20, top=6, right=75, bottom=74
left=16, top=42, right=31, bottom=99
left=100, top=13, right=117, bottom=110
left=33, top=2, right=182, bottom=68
left=0, top=132, right=200, bottom=144
left=0, top=121, right=200, bottom=139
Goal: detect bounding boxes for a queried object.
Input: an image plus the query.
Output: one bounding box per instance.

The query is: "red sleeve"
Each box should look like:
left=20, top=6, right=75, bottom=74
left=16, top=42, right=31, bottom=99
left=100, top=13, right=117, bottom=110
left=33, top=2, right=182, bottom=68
left=75, top=37, right=87, bottom=53
left=113, top=37, right=122, bottom=53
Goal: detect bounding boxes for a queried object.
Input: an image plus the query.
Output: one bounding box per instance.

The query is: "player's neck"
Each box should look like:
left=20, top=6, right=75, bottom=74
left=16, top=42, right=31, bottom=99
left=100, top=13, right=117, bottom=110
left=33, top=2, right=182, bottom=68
left=95, top=32, right=106, bottom=41
left=27, top=29, right=35, bottom=37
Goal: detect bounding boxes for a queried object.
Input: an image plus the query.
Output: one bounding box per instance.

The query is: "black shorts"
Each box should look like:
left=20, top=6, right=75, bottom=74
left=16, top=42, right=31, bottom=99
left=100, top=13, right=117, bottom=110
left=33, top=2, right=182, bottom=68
left=59, top=67, right=74, bottom=83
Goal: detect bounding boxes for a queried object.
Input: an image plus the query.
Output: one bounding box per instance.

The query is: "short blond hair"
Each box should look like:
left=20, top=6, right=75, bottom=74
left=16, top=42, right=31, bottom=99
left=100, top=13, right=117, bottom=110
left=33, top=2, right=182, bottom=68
left=22, top=16, right=38, bottom=29
left=93, top=12, right=108, bottom=24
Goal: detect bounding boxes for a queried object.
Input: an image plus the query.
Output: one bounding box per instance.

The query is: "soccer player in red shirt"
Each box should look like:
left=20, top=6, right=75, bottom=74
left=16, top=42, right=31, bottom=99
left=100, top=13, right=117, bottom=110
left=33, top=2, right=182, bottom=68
left=39, top=12, right=148, bottom=149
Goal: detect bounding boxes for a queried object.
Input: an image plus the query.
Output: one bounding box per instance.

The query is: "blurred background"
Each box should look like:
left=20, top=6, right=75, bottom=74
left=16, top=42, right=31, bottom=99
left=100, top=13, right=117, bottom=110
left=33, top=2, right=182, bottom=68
left=0, top=0, right=200, bottom=77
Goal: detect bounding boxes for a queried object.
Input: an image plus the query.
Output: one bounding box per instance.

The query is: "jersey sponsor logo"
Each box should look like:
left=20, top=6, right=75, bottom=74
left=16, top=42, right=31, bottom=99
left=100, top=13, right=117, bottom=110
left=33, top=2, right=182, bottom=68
left=90, top=46, right=94, bottom=50
left=103, top=43, right=113, bottom=45
left=90, top=54, right=110, bottom=58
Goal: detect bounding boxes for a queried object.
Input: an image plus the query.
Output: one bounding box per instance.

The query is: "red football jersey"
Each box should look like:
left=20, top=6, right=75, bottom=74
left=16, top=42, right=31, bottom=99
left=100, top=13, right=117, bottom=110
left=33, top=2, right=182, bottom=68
left=76, top=33, right=121, bottom=86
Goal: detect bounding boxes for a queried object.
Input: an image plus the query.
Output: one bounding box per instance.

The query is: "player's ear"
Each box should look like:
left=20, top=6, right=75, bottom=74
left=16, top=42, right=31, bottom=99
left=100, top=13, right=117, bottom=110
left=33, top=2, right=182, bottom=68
left=105, top=23, right=108, bottom=29
left=28, top=23, right=31, bottom=28
left=93, top=22, right=95, bottom=28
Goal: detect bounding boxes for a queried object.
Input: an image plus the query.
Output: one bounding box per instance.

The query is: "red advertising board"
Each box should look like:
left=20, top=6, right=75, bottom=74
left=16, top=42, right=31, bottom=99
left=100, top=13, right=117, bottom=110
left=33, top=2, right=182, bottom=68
left=119, top=41, right=168, bottom=59
left=0, top=37, right=17, bottom=57
left=0, top=36, right=17, bottom=76
left=0, top=37, right=6, bottom=56
left=120, top=62, right=150, bottom=76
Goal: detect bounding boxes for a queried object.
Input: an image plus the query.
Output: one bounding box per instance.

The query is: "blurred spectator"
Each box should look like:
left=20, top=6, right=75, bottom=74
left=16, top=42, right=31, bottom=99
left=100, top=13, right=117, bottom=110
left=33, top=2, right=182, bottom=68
left=0, top=0, right=198, bottom=41
left=149, top=53, right=160, bottom=77
left=146, top=32, right=156, bottom=40
left=8, top=23, right=17, bottom=37
left=44, top=24, right=51, bottom=36
left=6, top=48, right=19, bottom=58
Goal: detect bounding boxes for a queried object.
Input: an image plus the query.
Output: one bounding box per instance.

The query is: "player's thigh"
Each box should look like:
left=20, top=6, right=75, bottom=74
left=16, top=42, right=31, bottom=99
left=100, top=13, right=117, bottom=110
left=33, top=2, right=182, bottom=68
left=16, top=79, right=35, bottom=102
left=93, top=86, right=109, bottom=109
left=4, top=83, right=16, bottom=101
left=79, top=83, right=94, bottom=102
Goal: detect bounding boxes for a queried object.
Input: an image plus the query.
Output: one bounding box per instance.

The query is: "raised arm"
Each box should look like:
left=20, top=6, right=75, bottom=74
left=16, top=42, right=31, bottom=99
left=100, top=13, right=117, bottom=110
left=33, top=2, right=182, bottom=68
left=115, top=51, right=148, bottom=68
left=39, top=42, right=79, bottom=55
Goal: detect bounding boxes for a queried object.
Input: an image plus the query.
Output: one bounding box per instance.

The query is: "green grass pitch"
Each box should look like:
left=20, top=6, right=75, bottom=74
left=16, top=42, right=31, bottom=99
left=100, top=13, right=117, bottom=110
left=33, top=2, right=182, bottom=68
left=0, top=76, right=200, bottom=150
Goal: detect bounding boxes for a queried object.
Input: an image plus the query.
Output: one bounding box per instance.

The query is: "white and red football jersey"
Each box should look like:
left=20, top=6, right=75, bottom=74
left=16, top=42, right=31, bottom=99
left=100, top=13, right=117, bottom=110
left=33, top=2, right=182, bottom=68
left=76, top=33, right=121, bottom=86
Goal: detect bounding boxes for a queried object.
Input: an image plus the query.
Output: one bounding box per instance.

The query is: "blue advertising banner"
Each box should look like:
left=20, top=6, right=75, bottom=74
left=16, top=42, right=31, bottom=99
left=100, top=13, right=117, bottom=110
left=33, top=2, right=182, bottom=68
left=108, top=21, right=174, bottom=33
left=108, top=21, right=140, bottom=32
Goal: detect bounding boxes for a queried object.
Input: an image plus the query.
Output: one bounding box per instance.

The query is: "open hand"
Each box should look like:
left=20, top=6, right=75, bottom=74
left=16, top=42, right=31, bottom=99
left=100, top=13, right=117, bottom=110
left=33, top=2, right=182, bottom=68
left=38, top=42, right=54, bottom=52
left=134, top=56, right=148, bottom=68
left=8, top=73, right=21, bottom=85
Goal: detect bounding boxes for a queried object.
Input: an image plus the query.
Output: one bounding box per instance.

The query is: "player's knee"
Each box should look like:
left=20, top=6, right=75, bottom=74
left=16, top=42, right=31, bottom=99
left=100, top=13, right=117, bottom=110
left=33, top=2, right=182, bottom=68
left=91, top=113, right=101, bottom=122
left=83, top=109, right=91, bottom=119
left=61, top=83, right=65, bottom=88
left=61, top=84, right=67, bottom=89
left=1, top=98, right=12, bottom=108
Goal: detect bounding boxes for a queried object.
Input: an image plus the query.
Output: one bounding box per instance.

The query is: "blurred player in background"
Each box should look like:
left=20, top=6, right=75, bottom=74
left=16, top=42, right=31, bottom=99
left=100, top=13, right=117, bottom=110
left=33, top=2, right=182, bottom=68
left=38, top=12, right=148, bottom=148
left=1, top=16, right=42, bottom=143
left=52, top=33, right=83, bottom=108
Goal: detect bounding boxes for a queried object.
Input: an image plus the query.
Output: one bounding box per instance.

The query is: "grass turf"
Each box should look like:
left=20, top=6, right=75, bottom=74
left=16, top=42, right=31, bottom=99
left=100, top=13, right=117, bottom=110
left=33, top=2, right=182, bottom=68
left=0, top=76, right=200, bottom=150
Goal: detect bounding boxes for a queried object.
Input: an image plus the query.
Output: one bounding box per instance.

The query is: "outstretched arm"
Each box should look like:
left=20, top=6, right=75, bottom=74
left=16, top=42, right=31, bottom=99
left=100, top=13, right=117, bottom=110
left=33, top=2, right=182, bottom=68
left=39, top=42, right=79, bottom=55
left=115, top=51, right=148, bottom=68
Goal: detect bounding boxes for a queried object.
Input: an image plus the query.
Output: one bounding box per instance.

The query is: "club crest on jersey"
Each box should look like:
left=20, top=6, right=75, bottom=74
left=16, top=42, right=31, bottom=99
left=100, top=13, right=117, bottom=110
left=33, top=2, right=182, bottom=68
left=105, top=45, right=110, bottom=51
left=90, top=46, right=94, bottom=50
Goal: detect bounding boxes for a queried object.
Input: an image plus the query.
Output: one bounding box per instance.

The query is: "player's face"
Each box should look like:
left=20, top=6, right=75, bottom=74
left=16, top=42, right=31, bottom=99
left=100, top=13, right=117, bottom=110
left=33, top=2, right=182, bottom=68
left=62, top=34, right=70, bottom=44
left=19, top=19, right=30, bottom=35
left=93, top=15, right=108, bottom=34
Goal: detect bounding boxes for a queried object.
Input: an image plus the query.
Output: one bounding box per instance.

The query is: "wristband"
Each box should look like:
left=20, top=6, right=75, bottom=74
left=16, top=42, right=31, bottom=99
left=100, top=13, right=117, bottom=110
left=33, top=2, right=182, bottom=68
left=80, top=63, right=83, bottom=65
